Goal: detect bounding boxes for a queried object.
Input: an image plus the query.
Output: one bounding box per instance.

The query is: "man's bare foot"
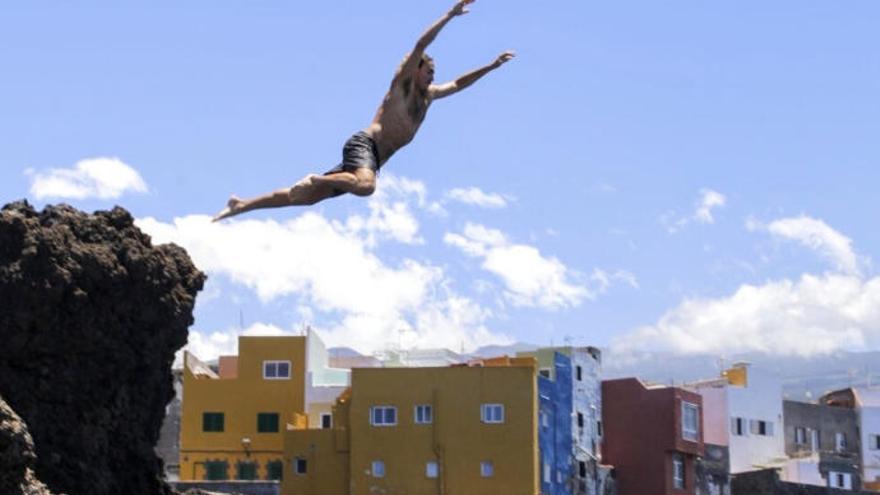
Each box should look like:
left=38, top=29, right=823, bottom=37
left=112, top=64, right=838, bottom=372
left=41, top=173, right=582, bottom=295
left=212, top=195, right=245, bottom=222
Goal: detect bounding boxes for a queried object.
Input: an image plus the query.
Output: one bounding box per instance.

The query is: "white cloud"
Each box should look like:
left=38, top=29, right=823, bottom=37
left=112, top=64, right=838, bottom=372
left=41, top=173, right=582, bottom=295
left=446, top=187, right=509, bottom=209
left=751, top=215, right=863, bottom=276
left=613, top=273, right=880, bottom=357
left=445, top=223, right=607, bottom=309
left=138, top=180, right=511, bottom=356
left=345, top=175, right=426, bottom=246
left=694, top=189, right=726, bottom=224
left=26, top=157, right=148, bottom=200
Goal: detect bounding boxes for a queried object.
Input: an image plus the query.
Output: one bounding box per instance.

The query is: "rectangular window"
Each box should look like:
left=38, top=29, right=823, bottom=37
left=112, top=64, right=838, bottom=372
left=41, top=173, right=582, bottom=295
left=294, top=458, right=307, bottom=475
left=794, top=426, right=806, bottom=445
left=672, top=454, right=685, bottom=490
left=539, top=368, right=551, bottom=378
left=414, top=405, right=433, bottom=424
left=578, top=412, right=584, bottom=428
left=748, top=419, right=773, bottom=436
left=828, top=471, right=852, bottom=489
left=870, top=434, right=880, bottom=450
left=370, top=406, right=397, bottom=426
left=541, top=411, right=549, bottom=428
left=263, top=360, right=291, bottom=379
left=426, top=461, right=439, bottom=478
left=202, top=412, right=224, bottom=432
left=321, top=413, right=332, bottom=429
left=481, top=461, right=494, bottom=477
left=543, top=460, right=551, bottom=483
left=682, top=402, right=699, bottom=441
left=237, top=462, right=257, bottom=480
left=372, top=460, right=385, bottom=478
left=835, top=432, right=847, bottom=452
left=257, top=412, right=279, bottom=433
left=579, top=461, right=587, bottom=478
left=597, top=420, right=603, bottom=437
left=481, top=404, right=505, bottom=424
left=730, top=417, right=745, bottom=436
left=204, top=461, right=227, bottom=480
left=576, top=365, right=583, bottom=381
left=266, top=460, right=283, bottom=481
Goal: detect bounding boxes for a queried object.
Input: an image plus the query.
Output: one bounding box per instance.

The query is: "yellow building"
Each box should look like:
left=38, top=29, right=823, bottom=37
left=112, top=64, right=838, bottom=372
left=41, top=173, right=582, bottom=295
left=180, top=332, right=350, bottom=481
left=283, top=356, right=540, bottom=495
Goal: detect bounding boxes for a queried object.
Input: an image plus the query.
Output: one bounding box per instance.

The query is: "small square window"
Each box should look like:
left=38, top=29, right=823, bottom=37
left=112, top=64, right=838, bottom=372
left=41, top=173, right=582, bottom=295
left=481, top=461, right=494, bottom=477
left=426, top=461, right=439, bottom=478
left=205, top=461, right=227, bottom=480
left=257, top=412, right=279, bottom=433
left=202, top=412, right=224, bottom=432
left=481, top=404, right=504, bottom=424
left=372, top=460, right=385, bottom=478
left=294, top=458, right=307, bottom=475
left=539, top=368, right=551, bottom=378
left=237, top=461, right=257, bottom=480
left=371, top=406, right=397, bottom=426
left=263, top=360, right=291, bottom=379
left=321, top=413, right=332, bottom=429
left=266, top=460, right=283, bottom=480
left=415, top=405, right=433, bottom=424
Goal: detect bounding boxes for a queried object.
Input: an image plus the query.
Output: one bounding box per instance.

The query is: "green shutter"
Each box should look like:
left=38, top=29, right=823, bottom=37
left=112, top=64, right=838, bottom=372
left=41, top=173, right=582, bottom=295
left=203, top=412, right=224, bottom=432
left=257, top=412, right=280, bottom=433
left=267, top=460, right=283, bottom=480
left=237, top=461, right=257, bottom=480
left=205, top=461, right=228, bottom=480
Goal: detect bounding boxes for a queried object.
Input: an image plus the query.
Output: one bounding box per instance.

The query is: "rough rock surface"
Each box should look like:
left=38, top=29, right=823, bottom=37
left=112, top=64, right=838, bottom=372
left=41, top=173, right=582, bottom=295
left=0, top=396, right=53, bottom=495
left=0, top=201, right=205, bottom=495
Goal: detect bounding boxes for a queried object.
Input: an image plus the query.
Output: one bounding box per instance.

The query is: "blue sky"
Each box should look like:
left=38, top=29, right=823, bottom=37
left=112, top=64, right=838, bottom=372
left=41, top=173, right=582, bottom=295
left=3, top=1, right=879, bottom=360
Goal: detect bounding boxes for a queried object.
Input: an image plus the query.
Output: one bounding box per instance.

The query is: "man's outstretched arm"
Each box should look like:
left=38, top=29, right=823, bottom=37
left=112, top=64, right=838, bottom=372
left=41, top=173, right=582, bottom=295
left=397, top=0, right=475, bottom=77
left=429, top=51, right=515, bottom=100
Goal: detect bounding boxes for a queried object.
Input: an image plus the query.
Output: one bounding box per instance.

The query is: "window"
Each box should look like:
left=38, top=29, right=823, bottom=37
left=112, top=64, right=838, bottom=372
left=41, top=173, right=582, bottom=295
left=481, top=404, right=504, bottom=424
left=204, top=461, right=228, bottom=480
left=202, top=412, right=225, bottom=432
left=749, top=419, right=773, bottom=436
left=543, top=460, right=551, bottom=483
left=293, top=458, right=307, bottom=475
left=541, top=412, right=549, bottom=428
left=236, top=461, right=257, bottom=480
left=577, top=412, right=584, bottom=428
left=481, top=461, right=494, bottom=477
left=372, top=460, right=385, bottom=478
left=426, top=461, right=439, bottom=479
left=263, top=360, right=291, bottom=379
left=370, top=406, right=397, bottom=426
left=672, top=454, right=685, bottom=490
left=828, top=471, right=852, bottom=489
left=730, top=417, right=745, bottom=436
left=682, top=402, right=699, bottom=442
left=576, top=365, right=583, bottom=381
left=539, top=368, right=551, bottom=378
left=794, top=426, right=806, bottom=445
left=257, top=412, right=279, bottom=433
left=266, top=460, right=283, bottom=480
left=597, top=420, right=603, bottom=437
left=579, top=461, right=587, bottom=478
left=321, top=413, right=332, bottom=429
left=835, top=432, right=847, bottom=452
left=414, top=405, right=433, bottom=424
left=870, top=434, right=880, bottom=450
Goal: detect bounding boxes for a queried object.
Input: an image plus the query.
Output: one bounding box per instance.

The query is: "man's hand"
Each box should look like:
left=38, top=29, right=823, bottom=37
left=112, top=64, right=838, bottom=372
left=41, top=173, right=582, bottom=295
left=450, top=0, right=475, bottom=17
left=493, top=51, right=516, bottom=68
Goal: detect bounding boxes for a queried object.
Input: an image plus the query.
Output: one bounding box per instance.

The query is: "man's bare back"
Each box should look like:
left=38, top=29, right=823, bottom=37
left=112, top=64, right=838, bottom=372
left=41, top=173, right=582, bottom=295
left=213, top=0, right=514, bottom=222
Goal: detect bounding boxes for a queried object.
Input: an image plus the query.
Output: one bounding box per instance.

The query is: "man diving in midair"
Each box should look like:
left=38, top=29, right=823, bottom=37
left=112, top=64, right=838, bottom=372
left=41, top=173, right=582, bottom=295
left=213, top=0, right=514, bottom=221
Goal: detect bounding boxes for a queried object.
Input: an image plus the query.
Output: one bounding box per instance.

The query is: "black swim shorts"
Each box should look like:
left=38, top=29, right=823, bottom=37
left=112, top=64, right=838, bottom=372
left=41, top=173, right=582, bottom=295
left=324, top=131, right=381, bottom=176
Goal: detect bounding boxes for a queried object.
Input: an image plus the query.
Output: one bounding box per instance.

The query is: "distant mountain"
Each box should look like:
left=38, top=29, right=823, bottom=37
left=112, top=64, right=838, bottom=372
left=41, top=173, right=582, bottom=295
left=328, top=347, right=363, bottom=358
left=472, top=342, right=540, bottom=358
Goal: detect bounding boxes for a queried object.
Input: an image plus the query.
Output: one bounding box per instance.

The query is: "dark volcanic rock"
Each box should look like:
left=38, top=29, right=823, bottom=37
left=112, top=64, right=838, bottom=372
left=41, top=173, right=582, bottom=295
left=0, top=201, right=205, bottom=495
left=0, top=396, right=53, bottom=495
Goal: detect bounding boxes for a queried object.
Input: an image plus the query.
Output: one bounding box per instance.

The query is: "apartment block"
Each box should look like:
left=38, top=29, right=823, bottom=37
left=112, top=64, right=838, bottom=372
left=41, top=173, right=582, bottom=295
left=822, top=388, right=880, bottom=491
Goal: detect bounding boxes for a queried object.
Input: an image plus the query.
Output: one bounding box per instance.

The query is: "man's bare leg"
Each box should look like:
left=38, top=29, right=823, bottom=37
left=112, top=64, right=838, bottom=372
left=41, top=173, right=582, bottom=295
left=212, top=168, right=376, bottom=221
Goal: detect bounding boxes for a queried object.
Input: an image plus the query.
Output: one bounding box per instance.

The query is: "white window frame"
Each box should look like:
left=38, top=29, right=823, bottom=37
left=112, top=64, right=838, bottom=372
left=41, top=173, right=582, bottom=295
left=262, top=360, right=292, bottom=380
left=414, top=404, right=433, bottom=425
left=730, top=417, right=746, bottom=436
left=672, top=454, right=685, bottom=489
left=481, top=403, right=505, bottom=424
left=794, top=426, right=806, bottom=445
left=828, top=471, right=852, bottom=489
left=370, top=406, right=397, bottom=426
left=480, top=461, right=494, bottom=478
left=682, top=402, right=699, bottom=442
left=870, top=434, right=880, bottom=451
left=320, top=412, right=332, bottom=429
left=371, top=460, right=385, bottom=478
left=835, top=432, right=847, bottom=452
left=426, top=461, right=439, bottom=478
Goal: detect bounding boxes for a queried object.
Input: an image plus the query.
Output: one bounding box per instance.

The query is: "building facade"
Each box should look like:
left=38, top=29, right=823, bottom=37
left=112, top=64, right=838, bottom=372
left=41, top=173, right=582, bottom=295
left=822, top=388, right=880, bottom=491
left=283, top=357, right=540, bottom=495
left=602, top=378, right=704, bottom=495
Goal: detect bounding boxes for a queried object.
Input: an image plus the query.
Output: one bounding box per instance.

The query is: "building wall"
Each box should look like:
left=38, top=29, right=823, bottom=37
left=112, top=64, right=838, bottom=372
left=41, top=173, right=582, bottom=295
left=180, top=336, right=306, bottom=481
left=694, top=383, right=730, bottom=447
left=782, top=400, right=861, bottom=489
left=602, top=378, right=704, bottom=495
left=283, top=426, right=350, bottom=495
left=732, top=468, right=876, bottom=495
left=725, top=367, right=785, bottom=474
left=858, top=394, right=880, bottom=485
left=347, top=362, right=539, bottom=495
left=538, top=352, right=574, bottom=495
